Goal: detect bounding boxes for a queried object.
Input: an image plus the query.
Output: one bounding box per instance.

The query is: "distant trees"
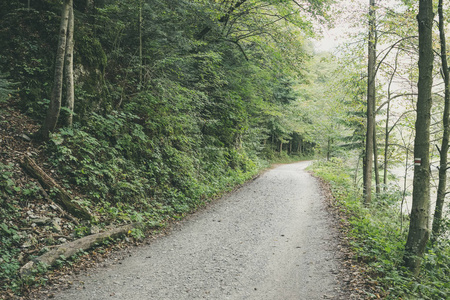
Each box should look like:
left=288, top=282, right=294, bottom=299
left=294, top=53, right=354, bottom=159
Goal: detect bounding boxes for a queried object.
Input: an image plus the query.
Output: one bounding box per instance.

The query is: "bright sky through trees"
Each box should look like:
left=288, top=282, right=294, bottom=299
left=314, top=0, right=408, bottom=53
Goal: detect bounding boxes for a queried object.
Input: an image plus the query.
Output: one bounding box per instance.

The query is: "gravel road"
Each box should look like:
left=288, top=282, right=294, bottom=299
left=47, top=161, right=342, bottom=299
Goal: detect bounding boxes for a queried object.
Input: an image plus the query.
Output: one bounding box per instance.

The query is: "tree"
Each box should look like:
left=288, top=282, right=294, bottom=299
left=403, top=0, right=434, bottom=276
left=138, top=0, right=143, bottom=86
left=363, top=0, right=376, bottom=204
left=431, top=0, right=449, bottom=243
left=37, top=0, right=74, bottom=140
left=294, top=52, right=355, bottom=160
left=64, top=2, right=74, bottom=126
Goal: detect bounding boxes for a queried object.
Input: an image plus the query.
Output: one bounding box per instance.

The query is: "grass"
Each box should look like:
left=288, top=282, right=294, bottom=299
left=269, top=152, right=315, bottom=164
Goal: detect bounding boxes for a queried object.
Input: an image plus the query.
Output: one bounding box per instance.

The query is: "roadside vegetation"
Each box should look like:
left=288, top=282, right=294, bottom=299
left=310, top=158, right=449, bottom=299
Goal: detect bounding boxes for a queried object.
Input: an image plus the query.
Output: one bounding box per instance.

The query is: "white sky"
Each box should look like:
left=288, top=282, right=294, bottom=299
left=314, top=0, right=408, bottom=53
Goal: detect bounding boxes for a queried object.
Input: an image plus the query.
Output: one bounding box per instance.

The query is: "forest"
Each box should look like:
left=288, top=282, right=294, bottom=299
left=0, top=0, right=448, bottom=298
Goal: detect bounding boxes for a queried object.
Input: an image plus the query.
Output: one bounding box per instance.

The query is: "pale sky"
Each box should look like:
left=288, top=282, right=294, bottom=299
left=314, top=0, right=408, bottom=53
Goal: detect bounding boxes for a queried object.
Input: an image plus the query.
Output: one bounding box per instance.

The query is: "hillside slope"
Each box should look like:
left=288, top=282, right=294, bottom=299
left=0, top=102, right=262, bottom=298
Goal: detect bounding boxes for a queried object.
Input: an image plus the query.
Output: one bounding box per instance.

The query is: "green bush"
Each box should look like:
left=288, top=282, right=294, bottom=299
left=45, top=103, right=261, bottom=223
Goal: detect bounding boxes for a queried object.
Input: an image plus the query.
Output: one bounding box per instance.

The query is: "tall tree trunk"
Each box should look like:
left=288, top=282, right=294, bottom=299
left=432, top=0, right=449, bottom=243
left=401, top=145, right=411, bottom=233
left=383, top=98, right=390, bottom=189
left=139, top=0, right=143, bottom=86
left=364, top=0, right=376, bottom=204
left=404, top=0, right=434, bottom=276
left=37, top=0, right=72, bottom=140
left=327, top=138, right=331, bottom=161
left=383, top=51, right=400, bottom=190
left=64, top=3, right=74, bottom=127
left=373, top=119, right=380, bottom=194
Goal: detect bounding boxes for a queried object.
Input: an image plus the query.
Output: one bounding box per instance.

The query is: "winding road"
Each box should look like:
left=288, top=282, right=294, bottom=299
left=47, top=161, right=342, bottom=299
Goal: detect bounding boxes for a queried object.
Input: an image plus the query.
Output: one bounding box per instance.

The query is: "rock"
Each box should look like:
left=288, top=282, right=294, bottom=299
left=16, top=134, right=31, bottom=142
left=27, top=210, right=38, bottom=218
left=52, top=218, right=62, bottom=232
left=90, top=225, right=101, bottom=234
left=21, top=241, right=33, bottom=248
left=21, top=236, right=37, bottom=248
left=34, top=217, right=51, bottom=225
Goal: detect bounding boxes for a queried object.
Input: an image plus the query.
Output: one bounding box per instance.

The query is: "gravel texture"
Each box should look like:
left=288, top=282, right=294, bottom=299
left=48, top=161, right=341, bottom=299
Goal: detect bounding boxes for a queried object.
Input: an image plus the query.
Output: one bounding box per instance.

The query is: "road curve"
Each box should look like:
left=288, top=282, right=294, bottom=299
left=47, top=161, right=340, bottom=299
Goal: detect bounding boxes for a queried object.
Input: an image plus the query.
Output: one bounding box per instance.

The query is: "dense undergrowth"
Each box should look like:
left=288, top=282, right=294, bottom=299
left=46, top=111, right=263, bottom=217
left=310, top=158, right=449, bottom=300
left=0, top=109, right=268, bottom=296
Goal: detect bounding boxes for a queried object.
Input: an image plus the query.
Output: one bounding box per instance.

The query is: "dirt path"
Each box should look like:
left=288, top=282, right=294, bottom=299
left=43, top=161, right=343, bottom=299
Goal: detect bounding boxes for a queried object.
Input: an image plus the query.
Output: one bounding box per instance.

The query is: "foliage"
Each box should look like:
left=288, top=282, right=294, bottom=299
left=0, top=72, right=14, bottom=103
left=0, top=162, right=42, bottom=292
left=295, top=53, right=360, bottom=158
left=46, top=107, right=261, bottom=218
left=0, top=222, right=22, bottom=293
left=0, top=5, right=58, bottom=117
left=310, top=159, right=450, bottom=300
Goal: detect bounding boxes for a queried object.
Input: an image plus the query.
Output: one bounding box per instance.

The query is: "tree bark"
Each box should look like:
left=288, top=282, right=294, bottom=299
left=327, top=138, right=331, bottom=161
left=363, top=0, right=376, bottom=204
left=383, top=51, right=400, bottom=190
left=37, top=0, right=72, bottom=140
left=383, top=98, right=390, bottom=189
left=404, top=0, right=434, bottom=276
left=431, top=0, right=449, bottom=243
left=139, top=0, right=143, bottom=86
left=373, top=119, right=380, bottom=194
left=64, top=3, right=74, bottom=127
left=20, top=222, right=143, bottom=277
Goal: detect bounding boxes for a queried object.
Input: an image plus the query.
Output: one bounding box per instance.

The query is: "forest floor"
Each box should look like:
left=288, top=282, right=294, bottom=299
left=1, top=103, right=379, bottom=299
